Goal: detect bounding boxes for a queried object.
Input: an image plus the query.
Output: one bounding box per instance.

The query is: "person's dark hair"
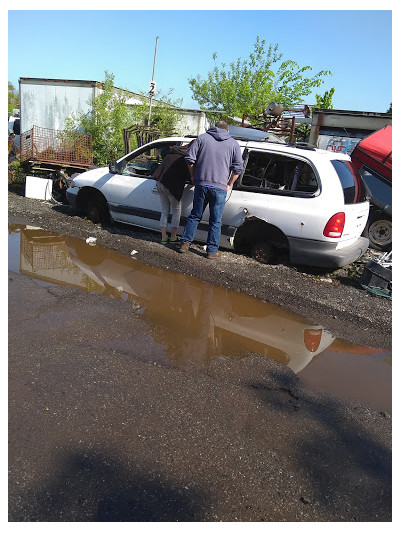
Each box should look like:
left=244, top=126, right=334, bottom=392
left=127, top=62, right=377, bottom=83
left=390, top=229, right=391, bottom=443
left=215, top=120, right=229, bottom=131
left=182, top=139, right=195, bottom=151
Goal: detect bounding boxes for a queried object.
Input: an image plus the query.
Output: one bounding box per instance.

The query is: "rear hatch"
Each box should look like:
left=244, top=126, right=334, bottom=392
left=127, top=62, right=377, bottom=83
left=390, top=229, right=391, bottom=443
left=330, top=159, right=370, bottom=242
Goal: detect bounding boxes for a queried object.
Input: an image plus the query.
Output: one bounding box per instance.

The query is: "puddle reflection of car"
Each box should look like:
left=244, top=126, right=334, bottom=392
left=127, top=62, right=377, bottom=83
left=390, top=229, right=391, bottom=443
left=15, top=225, right=336, bottom=373
left=66, top=128, right=370, bottom=268
left=64, top=240, right=335, bottom=373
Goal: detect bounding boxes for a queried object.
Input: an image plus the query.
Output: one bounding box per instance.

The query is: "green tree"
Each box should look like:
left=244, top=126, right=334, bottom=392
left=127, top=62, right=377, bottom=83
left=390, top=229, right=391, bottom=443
left=315, top=87, right=335, bottom=109
left=65, top=72, right=182, bottom=165
left=189, top=37, right=332, bottom=123
left=387, top=102, right=392, bottom=114
left=130, top=88, right=183, bottom=139
left=8, top=82, right=19, bottom=113
left=65, top=71, right=135, bottom=164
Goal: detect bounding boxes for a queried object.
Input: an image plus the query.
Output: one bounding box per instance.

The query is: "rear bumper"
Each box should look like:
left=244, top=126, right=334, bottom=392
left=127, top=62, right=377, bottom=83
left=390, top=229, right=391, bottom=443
left=288, top=236, right=370, bottom=268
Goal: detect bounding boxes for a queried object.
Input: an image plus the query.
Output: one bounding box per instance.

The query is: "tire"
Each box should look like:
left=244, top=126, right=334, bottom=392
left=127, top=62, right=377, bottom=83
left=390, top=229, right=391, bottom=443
left=363, top=213, right=392, bottom=252
left=250, top=241, right=274, bottom=264
left=87, top=195, right=109, bottom=224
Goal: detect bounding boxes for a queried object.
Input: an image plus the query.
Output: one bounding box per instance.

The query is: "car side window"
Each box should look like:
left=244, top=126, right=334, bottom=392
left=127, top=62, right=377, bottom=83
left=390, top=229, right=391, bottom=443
left=121, top=142, right=179, bottom=178
left=238, top=150, right=319, bottom=195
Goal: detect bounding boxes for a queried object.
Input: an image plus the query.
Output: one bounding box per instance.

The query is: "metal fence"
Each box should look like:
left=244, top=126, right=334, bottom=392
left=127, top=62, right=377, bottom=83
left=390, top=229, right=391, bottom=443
left=20, top=125, right=93, bottom=168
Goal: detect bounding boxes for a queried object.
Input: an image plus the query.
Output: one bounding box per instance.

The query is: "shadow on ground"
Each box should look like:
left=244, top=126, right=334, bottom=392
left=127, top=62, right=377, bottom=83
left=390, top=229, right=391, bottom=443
left=9, top=450, right=208, bottom=522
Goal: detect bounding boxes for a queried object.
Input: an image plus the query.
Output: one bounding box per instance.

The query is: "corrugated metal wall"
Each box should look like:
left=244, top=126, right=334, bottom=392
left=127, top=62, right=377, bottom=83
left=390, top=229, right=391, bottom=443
left=19, top=79, right=97, bottom=134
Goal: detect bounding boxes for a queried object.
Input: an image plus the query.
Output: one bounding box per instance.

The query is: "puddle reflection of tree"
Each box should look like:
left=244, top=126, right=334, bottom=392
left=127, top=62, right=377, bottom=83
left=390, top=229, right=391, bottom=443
left=139, top=280, right=216, bottom=369
left=168, top=282, right=215, bottom=368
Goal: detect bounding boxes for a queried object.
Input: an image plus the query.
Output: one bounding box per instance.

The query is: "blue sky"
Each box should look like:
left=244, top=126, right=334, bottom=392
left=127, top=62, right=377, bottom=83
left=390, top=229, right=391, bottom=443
left=7, top=4, right=394, bottom=113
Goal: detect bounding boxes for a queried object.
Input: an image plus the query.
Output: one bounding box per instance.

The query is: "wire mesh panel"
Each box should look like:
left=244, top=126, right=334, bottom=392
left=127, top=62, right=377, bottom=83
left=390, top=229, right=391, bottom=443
left=20, top=126, right=93, bottom=167
left=21, top=232, right=70, bottom=272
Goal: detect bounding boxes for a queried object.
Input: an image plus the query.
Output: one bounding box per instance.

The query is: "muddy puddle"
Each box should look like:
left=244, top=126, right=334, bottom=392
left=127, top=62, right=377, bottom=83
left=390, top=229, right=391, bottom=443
left=8, top=224, right=391, bottom=413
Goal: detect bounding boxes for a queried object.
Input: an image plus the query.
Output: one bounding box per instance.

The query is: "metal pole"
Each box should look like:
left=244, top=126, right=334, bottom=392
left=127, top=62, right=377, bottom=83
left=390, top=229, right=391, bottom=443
left=148, top=36, right=159, bottom=124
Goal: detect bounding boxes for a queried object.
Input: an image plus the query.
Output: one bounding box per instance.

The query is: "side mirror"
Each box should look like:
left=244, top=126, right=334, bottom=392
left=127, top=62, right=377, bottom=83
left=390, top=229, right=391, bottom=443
left=108, top=161, right=118, bottom=174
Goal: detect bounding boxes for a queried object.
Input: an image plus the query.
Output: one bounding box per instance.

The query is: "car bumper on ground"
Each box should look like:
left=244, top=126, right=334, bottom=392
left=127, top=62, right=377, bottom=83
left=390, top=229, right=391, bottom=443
left=288, top=236, right=370, bottom=268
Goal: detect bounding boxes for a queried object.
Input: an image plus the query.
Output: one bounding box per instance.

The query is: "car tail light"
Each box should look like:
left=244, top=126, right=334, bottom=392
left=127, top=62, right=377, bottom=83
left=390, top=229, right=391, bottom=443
left=304, top=328, right=323, bottom=352
left=323, top=212, right=345, bottom=238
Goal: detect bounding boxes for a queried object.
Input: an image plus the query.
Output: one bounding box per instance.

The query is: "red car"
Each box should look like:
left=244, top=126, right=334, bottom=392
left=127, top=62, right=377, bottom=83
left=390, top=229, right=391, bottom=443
left=351, top=125, right=392, bottom=251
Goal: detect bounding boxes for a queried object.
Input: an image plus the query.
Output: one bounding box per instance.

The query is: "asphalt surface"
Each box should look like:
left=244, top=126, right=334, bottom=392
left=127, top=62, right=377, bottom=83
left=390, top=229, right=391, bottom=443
left=9, top=271, right=392, bottom=522
left=8, top=190, right=392, bottom=522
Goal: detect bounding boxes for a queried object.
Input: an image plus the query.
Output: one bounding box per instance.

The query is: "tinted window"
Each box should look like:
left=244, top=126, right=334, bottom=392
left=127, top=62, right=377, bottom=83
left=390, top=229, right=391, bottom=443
left=331, top=160, right=367, bottom=204
left=360, top=168, right=392, bottom=208
left=239, top=151, right=318, bottom=195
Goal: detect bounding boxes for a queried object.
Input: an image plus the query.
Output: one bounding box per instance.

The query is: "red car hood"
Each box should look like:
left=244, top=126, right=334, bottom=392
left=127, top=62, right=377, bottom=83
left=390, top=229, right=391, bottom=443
left=351, top=125, right=392, bottom=181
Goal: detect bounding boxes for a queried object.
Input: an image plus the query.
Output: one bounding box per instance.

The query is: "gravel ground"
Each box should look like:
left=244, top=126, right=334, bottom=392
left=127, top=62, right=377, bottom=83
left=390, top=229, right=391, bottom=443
left=8, top=189, right=391, bottom=349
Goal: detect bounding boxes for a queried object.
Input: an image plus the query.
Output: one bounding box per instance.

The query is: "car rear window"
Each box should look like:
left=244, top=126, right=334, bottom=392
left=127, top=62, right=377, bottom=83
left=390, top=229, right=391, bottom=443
left=331, top=160, right=367, bottom=204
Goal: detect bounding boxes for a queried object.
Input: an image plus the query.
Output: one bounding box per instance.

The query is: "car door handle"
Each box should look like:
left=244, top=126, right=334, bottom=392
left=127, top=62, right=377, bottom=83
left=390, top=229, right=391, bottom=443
left=152, top=186, right=159, bottom=194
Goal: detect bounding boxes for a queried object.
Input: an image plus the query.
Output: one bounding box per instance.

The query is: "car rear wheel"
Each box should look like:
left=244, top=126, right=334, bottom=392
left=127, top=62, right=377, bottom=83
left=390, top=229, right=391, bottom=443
left=250, top=241, right=274, bottom=264
left=364, top=213, right=392, bottom=252
left=87, top=195, right=109, bottom=224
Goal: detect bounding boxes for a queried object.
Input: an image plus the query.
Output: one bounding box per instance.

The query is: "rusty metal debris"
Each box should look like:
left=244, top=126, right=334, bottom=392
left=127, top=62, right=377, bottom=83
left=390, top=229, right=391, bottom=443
left=20, top=125, right=93, bottom=168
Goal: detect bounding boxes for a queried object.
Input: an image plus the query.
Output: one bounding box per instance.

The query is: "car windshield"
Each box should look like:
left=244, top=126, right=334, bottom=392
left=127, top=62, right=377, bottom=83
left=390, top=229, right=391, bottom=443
left=120, top=142, right=180, bottom=177
left=331, top=160, right=368, bottom=204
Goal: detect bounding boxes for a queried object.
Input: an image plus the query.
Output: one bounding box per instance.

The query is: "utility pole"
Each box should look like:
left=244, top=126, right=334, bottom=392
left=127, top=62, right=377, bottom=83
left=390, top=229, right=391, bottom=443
left=148, top=36, right=159, bottom=124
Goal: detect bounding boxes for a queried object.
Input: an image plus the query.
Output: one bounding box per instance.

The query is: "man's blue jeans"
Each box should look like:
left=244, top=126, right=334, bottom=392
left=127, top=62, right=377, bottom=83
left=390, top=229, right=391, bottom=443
left=181, top=185, right=227, bottom=254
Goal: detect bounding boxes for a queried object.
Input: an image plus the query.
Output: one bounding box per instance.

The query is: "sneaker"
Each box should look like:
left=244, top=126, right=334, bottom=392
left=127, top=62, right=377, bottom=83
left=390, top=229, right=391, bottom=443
left=161, top=238, right=169, bottom=244
left=169, top=236, right=178, bottom=243
left=207, top=251, right=221, bottom=259
left=178, top=241, right=190, bottom=253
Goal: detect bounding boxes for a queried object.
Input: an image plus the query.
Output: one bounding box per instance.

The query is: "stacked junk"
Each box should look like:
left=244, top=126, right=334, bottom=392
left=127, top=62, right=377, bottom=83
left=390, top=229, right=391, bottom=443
left=359, top=252, right=392, bottom=299
left=352, top=125, right=392, bottom=299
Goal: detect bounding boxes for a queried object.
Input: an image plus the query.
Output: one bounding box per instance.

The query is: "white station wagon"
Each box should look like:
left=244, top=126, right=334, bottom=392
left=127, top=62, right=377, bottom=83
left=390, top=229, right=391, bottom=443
left=66, top=128, right=370, bottom=268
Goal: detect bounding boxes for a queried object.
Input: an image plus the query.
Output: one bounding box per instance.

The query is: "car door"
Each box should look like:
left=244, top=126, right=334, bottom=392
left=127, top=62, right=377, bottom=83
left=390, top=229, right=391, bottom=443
left=107, top=141, right=181, bottom=230
left=220, top=147, right=325, bottom=246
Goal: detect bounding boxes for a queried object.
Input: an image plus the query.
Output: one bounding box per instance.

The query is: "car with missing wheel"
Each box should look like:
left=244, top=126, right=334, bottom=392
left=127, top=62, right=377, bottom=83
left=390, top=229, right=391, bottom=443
left=66, top=127, right=370, bottom=268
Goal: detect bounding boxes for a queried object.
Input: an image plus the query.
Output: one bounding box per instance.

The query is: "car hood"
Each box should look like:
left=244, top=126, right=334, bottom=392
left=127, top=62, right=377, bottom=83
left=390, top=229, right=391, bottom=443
left=73, top=166, right=109, bottom=186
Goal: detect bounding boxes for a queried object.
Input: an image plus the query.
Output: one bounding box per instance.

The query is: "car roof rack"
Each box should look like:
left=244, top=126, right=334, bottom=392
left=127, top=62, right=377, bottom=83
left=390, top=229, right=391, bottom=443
left=286, top=141, right=317, bottom=150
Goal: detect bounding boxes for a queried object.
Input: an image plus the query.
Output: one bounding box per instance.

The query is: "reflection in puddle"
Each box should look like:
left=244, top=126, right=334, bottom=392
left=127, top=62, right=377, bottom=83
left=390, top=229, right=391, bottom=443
left=8, top=224, right=391, bottom=412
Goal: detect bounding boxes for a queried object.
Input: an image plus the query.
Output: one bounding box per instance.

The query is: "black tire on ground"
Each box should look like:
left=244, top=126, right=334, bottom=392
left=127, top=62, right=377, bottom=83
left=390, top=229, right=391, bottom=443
left=363, top=213, right=392, bottom=252
left=250, top=241, right=274, bottom=264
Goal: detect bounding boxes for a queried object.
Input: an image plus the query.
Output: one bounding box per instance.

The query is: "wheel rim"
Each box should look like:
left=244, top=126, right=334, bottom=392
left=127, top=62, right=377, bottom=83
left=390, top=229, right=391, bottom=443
left=368, top=219, right=392, bottom=248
